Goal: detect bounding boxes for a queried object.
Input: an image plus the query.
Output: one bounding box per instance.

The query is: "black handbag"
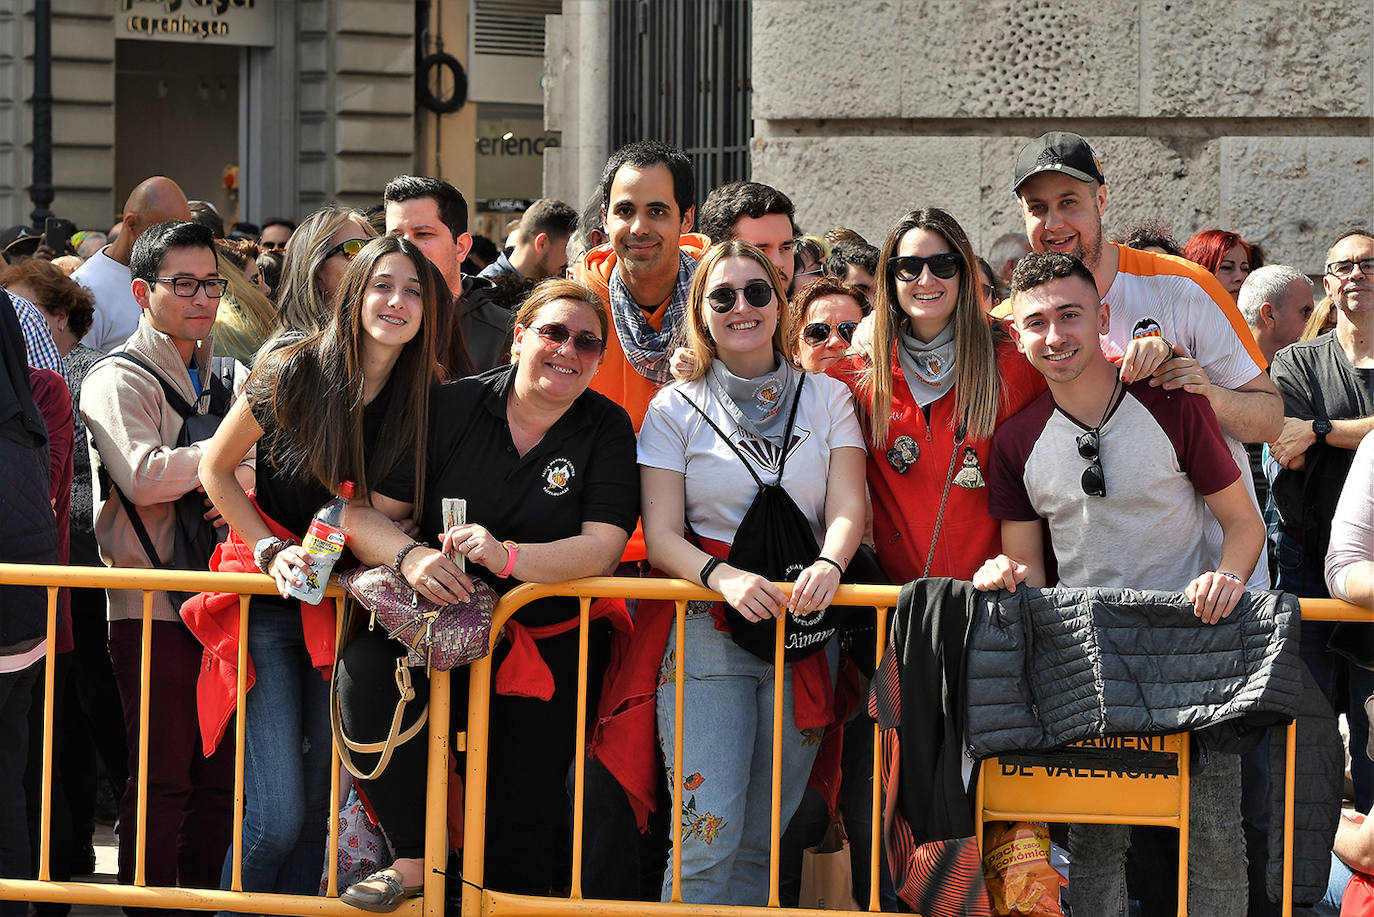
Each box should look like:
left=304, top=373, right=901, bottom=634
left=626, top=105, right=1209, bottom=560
left=682, top=374, right=842, bottom=662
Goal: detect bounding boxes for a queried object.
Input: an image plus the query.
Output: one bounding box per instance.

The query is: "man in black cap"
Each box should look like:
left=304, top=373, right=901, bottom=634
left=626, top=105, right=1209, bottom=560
left=1012, top=130, right=1281, bottom=592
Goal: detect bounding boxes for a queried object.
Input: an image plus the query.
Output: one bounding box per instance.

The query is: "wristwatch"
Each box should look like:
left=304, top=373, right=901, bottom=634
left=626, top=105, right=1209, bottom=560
left=1313, top=418, right=1332, bottom=445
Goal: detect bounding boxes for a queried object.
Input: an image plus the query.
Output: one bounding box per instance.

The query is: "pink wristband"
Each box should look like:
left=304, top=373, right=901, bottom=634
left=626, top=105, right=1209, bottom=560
left=497, top=540, right=519, bottom=578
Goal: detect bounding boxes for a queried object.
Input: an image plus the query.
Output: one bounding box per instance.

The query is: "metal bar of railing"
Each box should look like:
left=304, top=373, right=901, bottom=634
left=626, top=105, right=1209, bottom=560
left=134, top=588, right=153, bottom=887
left=869, top=607, right=889, bottom=912
left=570, top=595, right=592, bottom=900
left=421, top=668, right=450, bottom=917
left=231, top=592, right=249, bottom=891
left=670, top=597, right=687, bottom=904
left=38, top=585, right=57, bottom=881
left=768, top=617, right=785, bottom=908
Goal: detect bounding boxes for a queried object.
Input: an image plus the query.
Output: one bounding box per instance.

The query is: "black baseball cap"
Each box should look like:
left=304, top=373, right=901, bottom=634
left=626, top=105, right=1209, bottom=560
left=1012, top=131, right=1106, bottom=194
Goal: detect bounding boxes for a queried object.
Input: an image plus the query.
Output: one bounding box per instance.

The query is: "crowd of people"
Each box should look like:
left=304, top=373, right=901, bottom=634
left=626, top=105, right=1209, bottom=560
left=0, top=129, right=1371, bottom=917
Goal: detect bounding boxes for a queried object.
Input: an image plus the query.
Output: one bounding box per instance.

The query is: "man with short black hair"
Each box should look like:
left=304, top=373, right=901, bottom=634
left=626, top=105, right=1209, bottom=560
left=824, top=240, right=879, bottom=302
left=1240, top=265, right=1315, bottom=366
left=978, top=250, right=1262, bottom=917
left=479, top=198, right=579, bottom=282
left=1268, top=229, right=1374, bottom=809
left=697, top=181, right=797, bottom=291
left=1014, top=129, right=1282, bottom=591
left=79, top=219, right=238, bottom=903
left=258, top=217, right=295, bottom=252
left=383, top=174, right=506, bottom=371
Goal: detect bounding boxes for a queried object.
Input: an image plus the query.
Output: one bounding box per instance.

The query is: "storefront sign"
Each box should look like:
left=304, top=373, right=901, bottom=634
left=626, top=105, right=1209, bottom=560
left=118, top=0, right=276, bottom=47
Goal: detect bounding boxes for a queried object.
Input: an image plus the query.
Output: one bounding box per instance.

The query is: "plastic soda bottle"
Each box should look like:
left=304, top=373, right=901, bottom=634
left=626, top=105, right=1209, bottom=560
left=285, top=480, right=353, bottom=604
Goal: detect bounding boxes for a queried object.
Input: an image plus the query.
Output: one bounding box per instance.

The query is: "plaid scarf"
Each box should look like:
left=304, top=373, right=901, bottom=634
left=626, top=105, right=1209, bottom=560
left=607, top=250, right=696, bottom=384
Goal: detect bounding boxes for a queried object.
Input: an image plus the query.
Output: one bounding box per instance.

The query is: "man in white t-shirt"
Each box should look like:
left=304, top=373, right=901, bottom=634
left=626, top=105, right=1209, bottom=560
left=74, top=176, right=191, bottom=353
left=1013, top=130, right=1282, bottom=591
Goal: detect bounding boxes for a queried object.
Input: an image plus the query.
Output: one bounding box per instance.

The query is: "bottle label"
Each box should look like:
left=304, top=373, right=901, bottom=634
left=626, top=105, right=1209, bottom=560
left=302, top=520, right=345, bottom=558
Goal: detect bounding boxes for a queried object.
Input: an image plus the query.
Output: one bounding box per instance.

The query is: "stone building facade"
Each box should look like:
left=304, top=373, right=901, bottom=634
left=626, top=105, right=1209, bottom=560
left=546, top=0, right=1374, bottom=275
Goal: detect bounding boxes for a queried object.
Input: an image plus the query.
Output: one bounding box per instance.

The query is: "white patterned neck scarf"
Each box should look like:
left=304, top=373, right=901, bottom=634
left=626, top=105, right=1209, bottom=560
left=607, top=250, right=697, bottom=384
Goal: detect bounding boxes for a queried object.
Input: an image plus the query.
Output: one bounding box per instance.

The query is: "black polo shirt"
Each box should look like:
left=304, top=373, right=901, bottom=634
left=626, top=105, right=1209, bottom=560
left=421, top=364, right=639, bottom=626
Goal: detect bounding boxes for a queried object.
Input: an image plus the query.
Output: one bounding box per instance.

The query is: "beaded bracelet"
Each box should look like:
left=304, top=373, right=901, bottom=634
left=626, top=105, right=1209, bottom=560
left=392, top=540, right=422, bottom=576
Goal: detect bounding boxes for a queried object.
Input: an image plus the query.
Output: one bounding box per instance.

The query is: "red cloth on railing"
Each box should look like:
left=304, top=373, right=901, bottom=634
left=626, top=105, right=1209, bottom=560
left=587, top=537, right=837, bottom=831
left=495, top=597, right=632, bottom=700
left=180, top=494, right=336, bottom=755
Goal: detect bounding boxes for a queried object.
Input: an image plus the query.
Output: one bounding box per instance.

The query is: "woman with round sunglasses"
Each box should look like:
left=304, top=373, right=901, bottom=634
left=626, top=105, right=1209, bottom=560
left=787, top=274, right=869, bottom=373
left=829, top=207, right=1046, bottom=585
left=195, top=235, right=440, bottom=908
left=334, top=278, right=639, bottom=906
left=639, top=240, right=866, bottom=905
left=274, top=206, right=377, bottom=339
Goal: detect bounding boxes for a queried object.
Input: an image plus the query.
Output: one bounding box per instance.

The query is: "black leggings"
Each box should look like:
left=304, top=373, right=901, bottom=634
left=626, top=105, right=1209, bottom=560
left=336, top=620, right=611, bottom=896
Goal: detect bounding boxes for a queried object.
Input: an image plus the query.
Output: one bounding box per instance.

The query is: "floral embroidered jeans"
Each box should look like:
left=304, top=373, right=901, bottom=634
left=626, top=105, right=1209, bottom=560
left=655, top=612, right=835, bottom=905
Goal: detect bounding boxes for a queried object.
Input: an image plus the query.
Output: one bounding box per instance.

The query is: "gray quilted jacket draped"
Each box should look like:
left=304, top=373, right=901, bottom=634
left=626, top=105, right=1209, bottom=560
left=963, top=585, right=1341, bottom=907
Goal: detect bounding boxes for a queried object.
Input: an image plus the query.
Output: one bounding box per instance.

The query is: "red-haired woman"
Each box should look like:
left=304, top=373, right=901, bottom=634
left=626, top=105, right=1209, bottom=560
left=1182, top=229, right=1252, bottom=302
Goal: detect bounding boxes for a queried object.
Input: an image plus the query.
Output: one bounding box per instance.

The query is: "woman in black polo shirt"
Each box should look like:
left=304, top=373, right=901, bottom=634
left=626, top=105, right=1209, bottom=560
left=337, top=278, right=639, bottom=909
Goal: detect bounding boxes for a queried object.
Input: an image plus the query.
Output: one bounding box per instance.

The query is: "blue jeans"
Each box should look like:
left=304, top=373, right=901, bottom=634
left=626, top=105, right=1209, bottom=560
left=1070, top=749, right=1246, bottom=917
left=656, top=614, right=835, bottom=905
left=219, top=603, right=331, bottom=907
left=1316, top=853, right=1354, bottom=915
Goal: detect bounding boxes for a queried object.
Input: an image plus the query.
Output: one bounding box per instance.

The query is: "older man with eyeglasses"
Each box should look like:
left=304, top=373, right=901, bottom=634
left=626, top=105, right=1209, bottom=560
left=1268, top=229, right=1374, bottom=810
left=974, top=250, right=1264, bottom=917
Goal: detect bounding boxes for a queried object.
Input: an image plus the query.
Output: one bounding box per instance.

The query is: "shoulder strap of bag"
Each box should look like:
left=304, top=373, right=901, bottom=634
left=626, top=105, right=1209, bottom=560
left=330, top=626, right=429, bottom=781
left=105, top=351, right=197, bottom=419
left=111, top=481, right=167, bottom=569
left=677, top=373, right=807, bottom=489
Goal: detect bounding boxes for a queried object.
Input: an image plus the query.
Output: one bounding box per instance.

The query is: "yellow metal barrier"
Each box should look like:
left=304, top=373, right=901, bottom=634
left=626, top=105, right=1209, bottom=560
left=0, top=564, right=1368, bottom=917
left=0, top=563, right=451, bottom=917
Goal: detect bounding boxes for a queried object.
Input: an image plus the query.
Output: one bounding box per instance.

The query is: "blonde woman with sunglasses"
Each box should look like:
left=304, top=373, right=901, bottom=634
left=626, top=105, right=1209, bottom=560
left=639, top=240, right=866, bottom=905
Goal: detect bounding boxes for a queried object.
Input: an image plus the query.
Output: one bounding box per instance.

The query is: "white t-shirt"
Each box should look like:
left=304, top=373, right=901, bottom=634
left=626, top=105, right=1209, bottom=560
left=74, top=248, right=138, bottom=353
left=1101, top=244, right=1271, bottom=589
left=637, top=371, right=865, bottom=546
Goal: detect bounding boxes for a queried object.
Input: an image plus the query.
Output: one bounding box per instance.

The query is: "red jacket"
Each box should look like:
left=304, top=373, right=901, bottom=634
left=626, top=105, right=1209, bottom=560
left=180, top=497, right=336, bottom=755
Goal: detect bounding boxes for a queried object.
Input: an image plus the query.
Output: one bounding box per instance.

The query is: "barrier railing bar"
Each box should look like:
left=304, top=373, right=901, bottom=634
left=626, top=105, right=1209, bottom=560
left=38, top=584, right=57, bottom=881
left=422, top=666, right=450, bottom=917
left=570, top=595, right=592, bottom=900
left=768, top=619, right=785, bottom=908
left=462, top=646, right=491, bottom=917
left=134, top=588, right=153, bottom=887
left=231, top=592, right=249, bottom=892
left=326, top=604, right=345, bottom=900
left=671, top=597, right=687, bottom=904
left=1178, top=736, right=1190, bottom=917
left=868, top=606, right=889, bottom=913
left=1283, top=719, right=1297, bottom=912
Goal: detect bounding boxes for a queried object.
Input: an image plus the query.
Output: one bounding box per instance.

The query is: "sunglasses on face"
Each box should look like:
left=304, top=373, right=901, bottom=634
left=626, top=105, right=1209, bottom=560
left=888, top=252, right=962, bottom=282
left=325, top=238, right=368, bottom=261
left=1076, top=430, right=1106, bottom=498
left=706, top=279, right=775, bottom=313
left=532, top=322, right=605, bottom=355
left=802, top=320, right=858, bottom=346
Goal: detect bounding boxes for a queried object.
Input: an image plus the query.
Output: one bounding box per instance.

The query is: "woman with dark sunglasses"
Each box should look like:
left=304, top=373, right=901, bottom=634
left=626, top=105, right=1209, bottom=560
left=273, top=206, right=377, bottom=339
left=637, top=240, right=866, bottom=904
left=195, top=235, right=440, bottom=909
left=333, top=278, right=639, bottom=907
left=829, top=207, right=1046, bottom=586
left=786, top=274, right=869, bottom=373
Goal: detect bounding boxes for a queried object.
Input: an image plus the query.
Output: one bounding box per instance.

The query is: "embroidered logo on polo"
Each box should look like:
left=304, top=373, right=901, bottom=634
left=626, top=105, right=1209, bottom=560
left=730, top=429, right=810, bottom=477
left=542, top=458, right=574, bottom=496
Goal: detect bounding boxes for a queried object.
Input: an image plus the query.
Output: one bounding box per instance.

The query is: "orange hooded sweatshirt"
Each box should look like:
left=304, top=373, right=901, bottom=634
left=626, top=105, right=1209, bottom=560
left=577, top=233, right=710, bottom=562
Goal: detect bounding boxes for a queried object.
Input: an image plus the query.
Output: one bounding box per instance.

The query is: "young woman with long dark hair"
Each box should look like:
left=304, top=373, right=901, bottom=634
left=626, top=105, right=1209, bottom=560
left=196, top=235, right=439, bottom=904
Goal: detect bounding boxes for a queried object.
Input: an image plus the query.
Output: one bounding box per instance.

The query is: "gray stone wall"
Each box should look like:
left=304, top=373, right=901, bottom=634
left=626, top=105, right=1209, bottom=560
left=750, top=0, right=1374, bottom=273
left=297, top=0, right=415, bottom=215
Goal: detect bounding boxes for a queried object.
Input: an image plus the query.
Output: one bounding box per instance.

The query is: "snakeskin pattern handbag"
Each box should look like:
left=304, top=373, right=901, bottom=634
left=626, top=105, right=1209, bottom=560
left=339, top=564, right=499, bottom=671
